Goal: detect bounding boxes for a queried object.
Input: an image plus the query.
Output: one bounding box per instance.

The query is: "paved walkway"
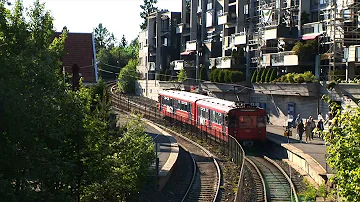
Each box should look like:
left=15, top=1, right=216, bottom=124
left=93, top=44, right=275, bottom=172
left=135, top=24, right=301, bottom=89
left=266, top=125, right=331, bottom=174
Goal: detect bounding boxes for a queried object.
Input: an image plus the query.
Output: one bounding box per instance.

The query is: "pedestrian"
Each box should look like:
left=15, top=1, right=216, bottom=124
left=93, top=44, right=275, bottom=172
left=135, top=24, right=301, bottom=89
left=297, top=120, right=305, bottom=142
left=309, top=116, right=316, bottom=139
left=317, top=119, right=324, bottom=139
left=295, top=114, right=301, bottom=127
left=305, top=121, right=312, bottom=143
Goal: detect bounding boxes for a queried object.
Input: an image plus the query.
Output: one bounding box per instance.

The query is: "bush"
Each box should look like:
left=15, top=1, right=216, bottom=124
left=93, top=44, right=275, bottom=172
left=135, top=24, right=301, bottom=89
left=209, top=67, right=218, bottom=82
left=231, top=71, right=244, bottom=83
left=260, top=68, right=267, bottom=82
left=265, top=68, right=271, bottom=82
left=294, top=74, right=305, bottom=83
left=224, top=70, right=231, bottom=83
left=199, top=65, right=208, bottom=81
left=270, top=68, right=277, bottom=82
left=218, top=70, right=226, bottom=83
left=273, top=71, right=316, bottom=83
left=251, top=70, right=258, bottom=83
left=256, top=69, right=262, bottom=82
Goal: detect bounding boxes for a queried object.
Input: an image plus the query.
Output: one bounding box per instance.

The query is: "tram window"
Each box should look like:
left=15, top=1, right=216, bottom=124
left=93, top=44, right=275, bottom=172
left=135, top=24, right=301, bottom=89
left=257, top=116, right=266, bottom=127
left=228, top=116, right=238, bottom=127
left=238, top=116, right=257, bottom=128
left=211, top=111, right=223, bottom=125
left=177, top=100, right=189, bottom=111
left=198, top=107, right=209, bottom=118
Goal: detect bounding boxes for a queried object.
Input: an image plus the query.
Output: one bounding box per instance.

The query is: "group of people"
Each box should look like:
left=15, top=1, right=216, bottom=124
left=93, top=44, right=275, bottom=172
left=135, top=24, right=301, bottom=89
left=295, top=114, right=324, bottom=143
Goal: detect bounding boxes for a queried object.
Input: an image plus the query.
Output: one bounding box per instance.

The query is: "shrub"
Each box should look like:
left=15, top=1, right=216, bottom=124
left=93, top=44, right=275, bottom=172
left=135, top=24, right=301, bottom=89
left=251, top=70, right=258, bottom=83
left=218, top=70, right=226, bottom=83
left=303, top=71, right=315, bottom=83
left=265, top=68, right=271, bottom=82
left=224, top=70, right=231, bottom=83
left=260, top=68, right=267, bottom=82
left=270, top=68, right=277, bottom=82
left=294, top=74, right=305, bottom=83
left=209, top=67, right=218, bottom=82
left=231, top=71, right=244, bottom=82
left=256, top=69, right=262, bottom=82
left=199, top=65, right=208, bottom=81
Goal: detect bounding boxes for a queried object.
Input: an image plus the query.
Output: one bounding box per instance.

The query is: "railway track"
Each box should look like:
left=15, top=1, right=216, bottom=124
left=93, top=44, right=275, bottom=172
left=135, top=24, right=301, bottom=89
left=108, top=82, right=221, bottom=202
left=246, top=156, right=299, bottom=202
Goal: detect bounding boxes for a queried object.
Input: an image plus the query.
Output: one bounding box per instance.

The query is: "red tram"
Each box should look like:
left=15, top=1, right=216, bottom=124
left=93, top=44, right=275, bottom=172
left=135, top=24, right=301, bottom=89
left=158, top=90, right=267, bottom=143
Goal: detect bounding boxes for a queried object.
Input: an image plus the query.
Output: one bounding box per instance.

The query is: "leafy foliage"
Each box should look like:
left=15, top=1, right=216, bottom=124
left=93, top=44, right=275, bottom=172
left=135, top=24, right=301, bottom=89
left=209, top=69, right=244, bottom=83
left=177, top=69, right=187, bottom=82
left=94, top=23, right=116, bottom=51
left=251, top=70, right=258, bottom=83
left=291, top=39, right=317, bottom=61
left=256, top=69, right=262, bottom=82
left=321, top=95, right=360, bottom=201
left=260, top=68, right=267, bottom=82
left=0, top=2, right=155, bottom=201
left=270, top=68, right=277, bottom=82
left=199, top=65, right=208, bottom=81
left=273, top=71, right=316, bottom=83
left=265, top=68, right=271, bottom=82
left=140, top=0, right=158, bottom=30
left=118, top=59, right=139, bottom=93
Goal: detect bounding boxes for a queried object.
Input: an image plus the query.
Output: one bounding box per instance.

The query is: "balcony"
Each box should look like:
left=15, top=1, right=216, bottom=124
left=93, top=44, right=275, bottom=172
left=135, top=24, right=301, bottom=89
left=234, top=32, right=246, bottom=45
left=347, top=45, right=360, bottom=62
left=210, top=56, right=245, bottom=69
left=263, top=26, right=298, bottom=40
left=268, top=51, right=298, bottom=66
left=302, top=22, right=323, bottom=35
left=171, top=60, right=196, bottom=70
left=186, top=40, right=197, bottom=51
left=148, top=62, right=156, bottom=71
left=218, top=12, right=237, bottom=25
left=223, top=35, right=235, bottom=49
left=176, top=23, right=183, bottom=34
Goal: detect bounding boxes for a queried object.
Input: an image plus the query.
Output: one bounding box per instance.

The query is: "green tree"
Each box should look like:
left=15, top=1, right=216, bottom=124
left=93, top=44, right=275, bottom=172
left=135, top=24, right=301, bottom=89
left=224, top=70, right=231, bottom=83
left=199, top=65, right=209, bottom=81
left=218, top=70, right=226, bottom=83
left=260, top=68, right=267, bottom=82
left=265, top=68, right=271, bottom=82
left=140, top=0, right=158, bottom=30
left=94, top=23, right=116, bottom=51
left=118, top=59, right=139, bottom=93
left=177, top=69, right=187, bottom=82
left=209, top=66, right=217, bottom=82
left=120, top=34, right=127, bottom=47
left=251, top=70, right=258, bottom=83
left=256, top=69, right=262, bottom=82
left=231, top=71, right=244, bottom=83
left=270, top=68, right=277, bottom=82
left=321, top=95, right=360, bottom=201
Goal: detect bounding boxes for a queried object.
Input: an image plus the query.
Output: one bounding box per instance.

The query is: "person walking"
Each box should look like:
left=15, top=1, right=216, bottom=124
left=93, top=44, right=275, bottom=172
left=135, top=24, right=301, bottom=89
left=297, top=120, right=305, bottom=142
left=317, top=119, right=324, bottom=139
left=309, top=116, right=316, bottom=139
left=295, top=114, right=301, bottom=127
left=305, top=121, right=312, bottom=143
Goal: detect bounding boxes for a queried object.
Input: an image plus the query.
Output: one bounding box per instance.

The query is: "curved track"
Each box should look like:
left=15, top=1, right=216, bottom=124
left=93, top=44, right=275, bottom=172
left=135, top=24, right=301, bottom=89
left=246, top=156, right=298, bottom=202
left=108, top=82, right=221, bottom=202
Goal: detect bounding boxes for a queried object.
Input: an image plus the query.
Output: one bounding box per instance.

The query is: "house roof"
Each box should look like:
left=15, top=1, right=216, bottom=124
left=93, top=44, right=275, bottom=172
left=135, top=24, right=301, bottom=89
left=54, top=32, right=98, bottom=83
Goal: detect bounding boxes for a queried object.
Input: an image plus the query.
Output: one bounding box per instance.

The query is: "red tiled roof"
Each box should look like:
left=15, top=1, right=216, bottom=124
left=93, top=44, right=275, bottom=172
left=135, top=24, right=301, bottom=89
left=54, top=32, right=97, bottom=83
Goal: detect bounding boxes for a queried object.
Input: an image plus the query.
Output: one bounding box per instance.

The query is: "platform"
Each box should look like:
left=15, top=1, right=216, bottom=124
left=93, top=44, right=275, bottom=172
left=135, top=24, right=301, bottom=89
left=266, top=125, right=332, bottom=185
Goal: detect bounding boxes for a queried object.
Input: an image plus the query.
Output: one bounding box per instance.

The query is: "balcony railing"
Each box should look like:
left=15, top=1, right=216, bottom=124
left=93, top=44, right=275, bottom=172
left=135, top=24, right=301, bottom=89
left=268, top=51, right=298, bottom=66
left=218, top=12, right=237, bottom=25
left=171, top=60, right=195, bottom=70
left=186, top=40, right=197, bottom=51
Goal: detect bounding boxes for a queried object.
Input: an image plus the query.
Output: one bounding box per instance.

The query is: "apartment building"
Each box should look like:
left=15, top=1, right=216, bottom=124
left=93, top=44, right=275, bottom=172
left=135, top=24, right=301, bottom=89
left=137, top=11, right=181, bottom=80
left=138, top=0, right=360, bottom=82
